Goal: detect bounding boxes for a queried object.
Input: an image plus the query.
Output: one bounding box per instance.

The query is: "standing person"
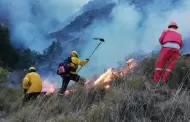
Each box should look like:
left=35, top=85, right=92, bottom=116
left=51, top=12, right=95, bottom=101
left=57, top=51, right=89, bottom=95
left=153, top=21, right=183, bottom=85
left=22, top=67, right=42, bottom=103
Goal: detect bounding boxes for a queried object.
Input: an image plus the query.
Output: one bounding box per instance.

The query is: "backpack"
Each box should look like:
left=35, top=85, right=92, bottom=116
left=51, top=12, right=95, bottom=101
left=57, top=57, right=72, bottom=75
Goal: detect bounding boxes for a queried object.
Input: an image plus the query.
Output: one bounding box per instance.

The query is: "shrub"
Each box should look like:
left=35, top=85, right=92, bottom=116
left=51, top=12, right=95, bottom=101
left=0, top=67, right=8, bottom=84
left=0, top=67, right=22, bottom=113
left=2, top=54, right=190, bottom=122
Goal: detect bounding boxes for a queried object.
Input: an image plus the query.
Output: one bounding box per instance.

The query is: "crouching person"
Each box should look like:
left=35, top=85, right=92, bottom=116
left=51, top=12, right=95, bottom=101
left=22, top=67, right=42, bottom=103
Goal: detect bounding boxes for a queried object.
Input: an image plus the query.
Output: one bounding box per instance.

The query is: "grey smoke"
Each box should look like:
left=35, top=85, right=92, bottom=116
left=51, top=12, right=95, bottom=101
left=79, top=0, right=190, bottom=79
left=0, top=0, right=89, bottom=51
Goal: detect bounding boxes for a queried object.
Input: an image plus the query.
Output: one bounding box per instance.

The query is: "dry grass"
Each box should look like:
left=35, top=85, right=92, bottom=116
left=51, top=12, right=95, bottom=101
left=1, top=54, right=190, bottom=122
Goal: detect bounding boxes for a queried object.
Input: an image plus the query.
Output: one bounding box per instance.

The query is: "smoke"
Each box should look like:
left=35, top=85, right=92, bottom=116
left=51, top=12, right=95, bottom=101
left=0, top=0, right=89, bottom=51
left=2, top=0, right=190, bottom=86
left=79, top=0, right=190, bottom=79
left=81, top=0, right=117, bottom=11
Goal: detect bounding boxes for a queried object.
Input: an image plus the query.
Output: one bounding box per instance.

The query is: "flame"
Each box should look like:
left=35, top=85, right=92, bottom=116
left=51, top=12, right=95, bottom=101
left=42, top=59, right=137, bottom=96
left=93, top=68, right=118, bottom=86
left=42, top=79, right=57, bottom=95
left=105, top=84, right=110, bottom=89
left=64, top=89, right=76, bottom=96
left=91, top=59, right=137, bottom=89
left=120, top=59, right=137, bottom=76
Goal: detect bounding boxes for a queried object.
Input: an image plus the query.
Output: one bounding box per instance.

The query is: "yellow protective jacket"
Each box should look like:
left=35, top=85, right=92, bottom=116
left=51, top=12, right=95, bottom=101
left=22, top=72, right=42, bottom=93
left=69, top=57, right=88, bottom=74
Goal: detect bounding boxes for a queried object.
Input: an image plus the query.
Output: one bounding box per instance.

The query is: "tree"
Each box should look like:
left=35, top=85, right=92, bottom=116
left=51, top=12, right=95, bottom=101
left=41, top=40, right=63, bottom=72
left=0, top=24, right=19, bottom=69
left=15, top=48, right=40, bottom=69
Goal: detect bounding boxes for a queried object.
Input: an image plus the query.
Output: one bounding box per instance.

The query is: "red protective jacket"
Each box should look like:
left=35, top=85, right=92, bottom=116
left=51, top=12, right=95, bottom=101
left=159, top=28, right=183, bottom=48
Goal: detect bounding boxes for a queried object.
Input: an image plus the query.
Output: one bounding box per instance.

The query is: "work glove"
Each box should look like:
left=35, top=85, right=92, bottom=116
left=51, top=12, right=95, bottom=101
left=84, top=59, right=89, bottom=64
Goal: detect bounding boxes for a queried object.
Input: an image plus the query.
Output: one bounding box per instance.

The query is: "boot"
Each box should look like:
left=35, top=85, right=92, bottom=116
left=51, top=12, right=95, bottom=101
left=151, top=81, right=163, bottom=89
left=58, top=88, right=65, bottom=96
left=78, top=77, right=86, bottom=86
left=150, top=80, right=161, bottom=89
left=159, top=81, right=169, bottom=89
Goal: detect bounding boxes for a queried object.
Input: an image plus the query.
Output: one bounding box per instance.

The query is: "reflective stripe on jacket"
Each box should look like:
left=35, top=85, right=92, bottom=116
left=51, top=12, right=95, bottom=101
left=159, top=28, right=183, bottom=48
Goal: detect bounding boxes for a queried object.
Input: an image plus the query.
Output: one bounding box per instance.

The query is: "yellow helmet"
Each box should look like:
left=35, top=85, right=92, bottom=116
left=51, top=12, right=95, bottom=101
left=28, top=67, right=36, bottom=72
left=70, top=51, right=78, bottom=57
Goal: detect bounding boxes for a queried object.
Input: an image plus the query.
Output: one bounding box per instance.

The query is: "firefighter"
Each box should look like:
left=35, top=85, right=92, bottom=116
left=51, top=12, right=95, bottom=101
left=58, top=51, right=89, bottom=95
left=22, top=67, right=42, bottom=102
left=153, top=21, right=183, bottom=86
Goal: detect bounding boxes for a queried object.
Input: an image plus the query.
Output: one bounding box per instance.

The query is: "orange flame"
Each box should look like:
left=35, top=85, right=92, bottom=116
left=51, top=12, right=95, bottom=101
left=42, top=59, right=137, bottom=96
left=91, top=59, right=137, bottom=89
left=105, top=84, right=110, bottom=89
left=120, top=59, right=137, bottom=76
left=64, top=89, right=76, bottom=96
left=42, top=79, right=57, bottom=95
left=93, top=68, right=118, bottom=86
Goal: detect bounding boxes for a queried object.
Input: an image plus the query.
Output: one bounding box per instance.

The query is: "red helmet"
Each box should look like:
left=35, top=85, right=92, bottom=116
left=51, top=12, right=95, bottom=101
left=168, top=21, right=178, bottom=28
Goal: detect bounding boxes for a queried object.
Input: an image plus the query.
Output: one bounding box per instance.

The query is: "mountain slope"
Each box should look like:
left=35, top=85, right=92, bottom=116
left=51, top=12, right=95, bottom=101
left=1, top=54, right=190, bottom=121
left=47, top=3, right=116, bottom=40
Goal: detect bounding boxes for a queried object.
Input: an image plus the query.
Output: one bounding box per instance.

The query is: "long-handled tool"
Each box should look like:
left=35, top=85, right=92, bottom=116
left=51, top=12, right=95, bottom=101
left=77, top=38, right=105, bottom=73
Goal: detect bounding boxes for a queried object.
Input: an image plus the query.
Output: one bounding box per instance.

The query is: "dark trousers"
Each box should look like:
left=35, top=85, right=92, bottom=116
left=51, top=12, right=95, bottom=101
left=23, top=92, right=41, bottom=103
left=59, top=73, right=80, bottom=94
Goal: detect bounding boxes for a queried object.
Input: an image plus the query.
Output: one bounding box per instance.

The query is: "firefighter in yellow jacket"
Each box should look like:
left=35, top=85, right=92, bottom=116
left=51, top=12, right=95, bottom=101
left=58, top=51, right=89, bottom=95
left=22, top=67, right=42, bottom=102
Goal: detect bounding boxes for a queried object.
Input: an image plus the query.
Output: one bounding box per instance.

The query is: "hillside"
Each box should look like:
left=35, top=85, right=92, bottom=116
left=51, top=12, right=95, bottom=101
left=0, top=54, right=190, bottom=122
left=1, top=0, right=190, bottom=121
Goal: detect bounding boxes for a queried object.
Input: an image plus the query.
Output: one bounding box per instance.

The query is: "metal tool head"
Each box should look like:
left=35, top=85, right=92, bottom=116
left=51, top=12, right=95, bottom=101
left=92, top=38, right=105, bottom=42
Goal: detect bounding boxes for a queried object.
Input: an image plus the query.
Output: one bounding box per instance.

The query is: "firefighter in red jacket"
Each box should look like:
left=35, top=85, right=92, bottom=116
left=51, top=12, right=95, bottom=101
left=153, top=21, right=183, bottom=85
